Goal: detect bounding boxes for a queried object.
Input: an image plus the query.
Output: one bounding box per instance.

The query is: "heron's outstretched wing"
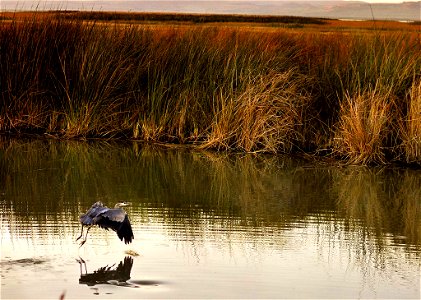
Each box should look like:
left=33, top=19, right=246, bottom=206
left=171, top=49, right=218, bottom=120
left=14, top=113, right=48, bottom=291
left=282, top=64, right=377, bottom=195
left=80, top=202, right=109, bottom=225
left=94, top=209, right=134, bottom=244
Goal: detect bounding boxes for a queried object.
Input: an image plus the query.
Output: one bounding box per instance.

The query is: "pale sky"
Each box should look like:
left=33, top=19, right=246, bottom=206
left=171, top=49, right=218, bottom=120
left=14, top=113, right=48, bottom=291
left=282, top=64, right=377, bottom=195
left=3, top=0, right=420, bottom=19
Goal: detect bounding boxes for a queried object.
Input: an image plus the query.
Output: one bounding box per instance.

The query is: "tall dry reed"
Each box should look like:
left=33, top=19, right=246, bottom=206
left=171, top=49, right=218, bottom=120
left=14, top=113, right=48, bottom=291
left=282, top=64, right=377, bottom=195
left=399, top=79, right=421, bottom=163
left=333, top=86, right=394, bottom=164
left=202, top=71, right=312, bottom=153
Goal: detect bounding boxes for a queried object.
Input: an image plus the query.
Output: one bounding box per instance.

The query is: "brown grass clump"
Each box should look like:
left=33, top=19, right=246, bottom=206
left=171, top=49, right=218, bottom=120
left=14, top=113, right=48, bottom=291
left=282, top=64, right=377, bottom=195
left=333, top=86, right=394, bottom=164
left=202, top=70, right=312, bottom=153
left=400, top=79, right=421, bottom=163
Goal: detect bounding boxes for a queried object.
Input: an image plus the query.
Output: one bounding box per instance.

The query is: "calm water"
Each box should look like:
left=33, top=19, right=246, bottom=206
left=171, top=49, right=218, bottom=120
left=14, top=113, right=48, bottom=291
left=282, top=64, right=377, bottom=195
left=0, top=139, right=420, bottom=299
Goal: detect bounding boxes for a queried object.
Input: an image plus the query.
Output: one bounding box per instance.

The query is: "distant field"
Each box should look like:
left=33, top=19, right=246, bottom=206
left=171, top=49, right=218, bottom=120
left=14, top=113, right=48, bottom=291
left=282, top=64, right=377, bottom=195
left=1, top=11, right=420, bottom=32
left=1, top=12, right=420, bottom=165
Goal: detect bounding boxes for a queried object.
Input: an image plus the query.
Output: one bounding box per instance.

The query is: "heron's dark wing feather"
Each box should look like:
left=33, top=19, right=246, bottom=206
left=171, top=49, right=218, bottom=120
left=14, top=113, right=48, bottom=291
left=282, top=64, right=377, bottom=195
left=95, top=210, right=134, bottom=244
left=117, top=215, right=134, bottom=244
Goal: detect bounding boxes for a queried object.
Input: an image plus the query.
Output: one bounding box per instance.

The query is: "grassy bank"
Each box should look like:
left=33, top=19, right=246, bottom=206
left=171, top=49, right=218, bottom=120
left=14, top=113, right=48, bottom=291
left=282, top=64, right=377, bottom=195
left=0, top=15, right=420, bottom=165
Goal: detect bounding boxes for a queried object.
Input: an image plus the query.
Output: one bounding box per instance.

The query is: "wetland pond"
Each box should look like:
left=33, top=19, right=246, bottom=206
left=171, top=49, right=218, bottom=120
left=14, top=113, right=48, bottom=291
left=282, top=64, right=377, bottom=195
left=0, top=139, right=420, bottom=299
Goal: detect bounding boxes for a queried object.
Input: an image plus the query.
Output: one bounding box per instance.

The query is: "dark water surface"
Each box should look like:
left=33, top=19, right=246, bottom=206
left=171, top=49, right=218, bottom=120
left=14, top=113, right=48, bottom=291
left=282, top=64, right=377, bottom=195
left=1, top=139, right=420, bottom=299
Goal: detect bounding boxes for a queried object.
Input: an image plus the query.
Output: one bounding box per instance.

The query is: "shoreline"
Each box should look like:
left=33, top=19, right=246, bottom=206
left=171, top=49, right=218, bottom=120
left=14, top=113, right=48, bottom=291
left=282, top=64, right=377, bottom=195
left=2, top=132, right=420, bottom=169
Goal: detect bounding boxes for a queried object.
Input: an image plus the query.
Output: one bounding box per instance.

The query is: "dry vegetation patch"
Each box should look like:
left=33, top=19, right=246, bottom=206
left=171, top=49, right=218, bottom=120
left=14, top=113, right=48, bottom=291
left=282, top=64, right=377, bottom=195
left=1, top=12, right=420, bottom=165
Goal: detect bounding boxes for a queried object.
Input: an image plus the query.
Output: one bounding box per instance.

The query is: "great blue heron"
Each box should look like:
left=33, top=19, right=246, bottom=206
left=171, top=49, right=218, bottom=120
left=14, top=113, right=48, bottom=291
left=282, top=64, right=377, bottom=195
left=76, top=201, right=134, bottom=246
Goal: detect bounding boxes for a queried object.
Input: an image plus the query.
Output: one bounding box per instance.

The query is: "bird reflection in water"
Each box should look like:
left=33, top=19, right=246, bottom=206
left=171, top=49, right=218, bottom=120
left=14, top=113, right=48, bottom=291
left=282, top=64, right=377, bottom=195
left=77, top=256, right=136, bottom=288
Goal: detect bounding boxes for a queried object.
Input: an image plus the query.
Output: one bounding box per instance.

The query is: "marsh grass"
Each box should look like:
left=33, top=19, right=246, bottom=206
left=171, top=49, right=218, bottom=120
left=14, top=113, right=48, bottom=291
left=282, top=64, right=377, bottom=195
left=400, top=79, right=421, bottom=163
left=0, top=15, right=420, bottom=164
left=333, top=87, right=393, bottom=164
left=203, top=71, right=312, bottom=153
left=56, top=11, right=327, bottom=25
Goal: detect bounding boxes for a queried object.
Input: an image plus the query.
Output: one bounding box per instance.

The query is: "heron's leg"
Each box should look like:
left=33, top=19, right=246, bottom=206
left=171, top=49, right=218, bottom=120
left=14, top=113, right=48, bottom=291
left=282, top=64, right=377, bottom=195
left=84, top=226, right=92, bottom=241
left=79, top=226, right=91, bottom=247
left=76, top=224, right=84, bottom=241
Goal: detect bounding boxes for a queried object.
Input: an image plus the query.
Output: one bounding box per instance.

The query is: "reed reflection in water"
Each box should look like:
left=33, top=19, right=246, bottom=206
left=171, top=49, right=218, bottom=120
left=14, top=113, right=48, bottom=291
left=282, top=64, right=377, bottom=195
left=0, top=138, right=420, bottom=299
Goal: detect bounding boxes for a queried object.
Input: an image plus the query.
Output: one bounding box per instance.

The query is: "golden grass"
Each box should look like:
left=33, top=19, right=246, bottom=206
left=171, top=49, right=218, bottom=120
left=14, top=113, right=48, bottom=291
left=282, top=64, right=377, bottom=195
left=202, top=71, right=312, bottom=153
left=400, top=79, right=421, bottom=163
left=2, top=11, right=420, bottom=33
left=1, top=12, right=420, bottom=165
left=323, top=19, right=420, bottom=32
left=333, top=87, right=393, bottom=164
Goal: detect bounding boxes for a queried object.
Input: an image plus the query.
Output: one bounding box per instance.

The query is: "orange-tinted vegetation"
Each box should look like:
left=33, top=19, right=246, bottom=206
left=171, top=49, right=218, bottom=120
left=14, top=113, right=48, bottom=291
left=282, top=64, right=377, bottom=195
left=2, top=11, right=419, bottom=32
left=1, top=12, right=420, bottom=165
